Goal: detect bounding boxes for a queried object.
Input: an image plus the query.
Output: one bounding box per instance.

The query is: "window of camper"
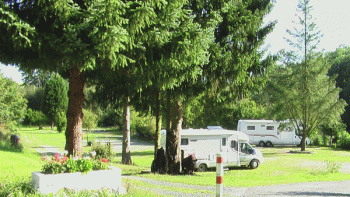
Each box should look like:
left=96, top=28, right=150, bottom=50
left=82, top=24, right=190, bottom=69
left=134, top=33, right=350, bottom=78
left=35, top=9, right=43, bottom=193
left=231, top=140, right=238, bottom=150
left=267, top=126, right=274, bottom=130
left=222, top=138, right=227, bottom=146
left=247, top=126, right=255, bottom=130
left=181, top=138, right=189, bottom=145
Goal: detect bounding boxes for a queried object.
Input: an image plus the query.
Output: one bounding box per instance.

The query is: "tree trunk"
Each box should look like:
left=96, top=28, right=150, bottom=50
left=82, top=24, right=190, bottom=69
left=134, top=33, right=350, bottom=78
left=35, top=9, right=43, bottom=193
left=301, top=133, right=307, bottom=151
left=154, top=89, right=162, bottom=158
left=122, top=96, right=132, bottom=165
left=65, top=65, right=85, bottom=157
left=166, top=95, right=182, bottom=174
left=329, top=135, right=333, bottom=147
left=51, top=120, right=54, bottom=130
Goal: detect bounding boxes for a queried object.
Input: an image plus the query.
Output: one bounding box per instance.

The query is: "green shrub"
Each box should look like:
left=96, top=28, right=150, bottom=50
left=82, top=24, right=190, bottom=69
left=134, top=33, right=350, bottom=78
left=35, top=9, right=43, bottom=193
left=131, top=113, right=156, bottom=139
left=41, top=154, right=109, bottom=174
left=82, top=109, right=98, bottom=132
left=23, top=109, right=48, bottom=126
left=98, top=108, right=122, bottom=127
left=325, top=160, right=342, bottom=173
left=338, top=130, right=350, bottom=150
left=0, top=176, right=34, bottom=197
left=92, top=142, right=112, bottom=160
left=55, top=111, right=67, bottom=133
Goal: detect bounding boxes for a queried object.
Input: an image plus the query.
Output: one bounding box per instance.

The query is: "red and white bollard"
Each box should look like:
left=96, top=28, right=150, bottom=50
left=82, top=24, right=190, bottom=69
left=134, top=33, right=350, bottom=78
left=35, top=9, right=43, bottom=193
left=216, top=153, right=223, bottom=197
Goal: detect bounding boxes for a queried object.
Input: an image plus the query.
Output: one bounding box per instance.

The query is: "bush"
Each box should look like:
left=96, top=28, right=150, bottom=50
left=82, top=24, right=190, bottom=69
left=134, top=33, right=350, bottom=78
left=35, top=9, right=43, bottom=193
left=55, top=111, right=67, bottom=133
left=82, top=109, right=98, bottom=132
left=92, top=142, right=112, bottom=161
left=98, top=108, right=122, bottom=127
left=338, top=130, right=350, bottom=150
left=131, top=112, right=156, bottom=139
left=23, top=108, right=48, bottom=126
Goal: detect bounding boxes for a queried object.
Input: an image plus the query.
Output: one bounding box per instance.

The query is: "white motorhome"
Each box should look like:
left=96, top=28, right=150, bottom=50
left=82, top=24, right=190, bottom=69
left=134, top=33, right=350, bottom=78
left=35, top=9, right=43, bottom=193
left=237, top=119, right=310, bottom=147
left=160, top=127, right=264, bottom=171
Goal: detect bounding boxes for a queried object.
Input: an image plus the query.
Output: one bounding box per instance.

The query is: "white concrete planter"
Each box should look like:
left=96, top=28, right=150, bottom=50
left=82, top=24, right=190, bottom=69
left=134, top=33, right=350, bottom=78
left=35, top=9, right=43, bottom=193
left=31, top=166, right=126, bottom=195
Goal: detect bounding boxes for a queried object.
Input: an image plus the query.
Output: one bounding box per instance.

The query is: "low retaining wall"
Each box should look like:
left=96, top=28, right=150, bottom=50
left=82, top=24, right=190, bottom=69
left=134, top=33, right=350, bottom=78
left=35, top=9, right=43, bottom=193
left=31, top=166, right=126, bottom=195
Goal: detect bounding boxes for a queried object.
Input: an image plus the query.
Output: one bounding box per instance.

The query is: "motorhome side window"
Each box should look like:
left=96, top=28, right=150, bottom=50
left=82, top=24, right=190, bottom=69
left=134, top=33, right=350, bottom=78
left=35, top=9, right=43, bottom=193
left=247, top=126, right=255, bottom=130
left=222, top=138, right=227, bottom=146
left=181, top=138, right=189, bottom=145
left=231, top=140, right=238, bottom=150
left=266, top=126, right=274, bottom=130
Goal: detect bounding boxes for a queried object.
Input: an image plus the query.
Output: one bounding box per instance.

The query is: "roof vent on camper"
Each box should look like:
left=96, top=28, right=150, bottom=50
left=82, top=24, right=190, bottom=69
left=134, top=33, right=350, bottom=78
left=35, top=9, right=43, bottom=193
left=207, top=126, right=223, bottom=130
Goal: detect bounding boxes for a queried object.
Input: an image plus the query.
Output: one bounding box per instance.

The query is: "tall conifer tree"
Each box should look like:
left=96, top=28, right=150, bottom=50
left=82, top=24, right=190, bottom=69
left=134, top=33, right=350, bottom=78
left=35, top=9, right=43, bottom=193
left=265, top=0, right=346, bottom=151
left=0, top=0, right=155, bottom=156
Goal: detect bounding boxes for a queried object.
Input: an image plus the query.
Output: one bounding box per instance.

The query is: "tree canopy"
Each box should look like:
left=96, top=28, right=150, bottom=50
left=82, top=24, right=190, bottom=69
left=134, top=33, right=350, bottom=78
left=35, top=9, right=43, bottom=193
left=0, top=72, right=27, bottom=131
left=263, top=0, right=346, bottom=151
left=0, top=0, right=160, bottom=156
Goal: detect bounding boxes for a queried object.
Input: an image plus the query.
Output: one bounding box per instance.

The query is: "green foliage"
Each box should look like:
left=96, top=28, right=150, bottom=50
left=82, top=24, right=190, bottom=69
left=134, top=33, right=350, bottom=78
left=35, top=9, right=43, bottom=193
left=23, top=85, right=45, bottom=112
left=42, top=73, right=68, bottom=129
left=92, top=142, right=113, bottom=161
left=131, top=111, right=156, bottom=139
left=189, top=98, right=265, bottom=129
left=23, top=108, right=48, bottom=126
left=55, top=111, right=67, bottom=133
left=327, top=46, right=350, bottom=132
left=325, top=161, right=342, bottom=174
left=320, top=123, right=345, bottom=147
left=0, top=73, right=27, bottom=130
left=98, top=108, right=123, bottom=128
left=338, top=130, right=350, bottom=150
left=262, top=0, right=347, bottom=151
left=41, top=154, right=110, bottom=175
left=82, top=109, right=98, bottom=132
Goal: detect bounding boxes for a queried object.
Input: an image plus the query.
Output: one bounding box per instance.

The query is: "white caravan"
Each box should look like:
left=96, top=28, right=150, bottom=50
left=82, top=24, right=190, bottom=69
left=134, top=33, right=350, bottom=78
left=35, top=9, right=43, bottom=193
left=160, top=127, right=264, bottom=171
left=237, top=119, right=310, bottom=147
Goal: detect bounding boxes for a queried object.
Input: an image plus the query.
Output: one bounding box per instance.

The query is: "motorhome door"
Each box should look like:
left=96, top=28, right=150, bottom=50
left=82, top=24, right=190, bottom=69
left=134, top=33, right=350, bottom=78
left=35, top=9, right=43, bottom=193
left=227, top=135, right=239, bottom=166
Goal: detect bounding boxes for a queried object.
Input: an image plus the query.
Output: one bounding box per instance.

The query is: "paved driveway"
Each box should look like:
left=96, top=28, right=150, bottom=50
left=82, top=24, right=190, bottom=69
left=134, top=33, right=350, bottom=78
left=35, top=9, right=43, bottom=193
left=232, top=180, right=350, bottom=197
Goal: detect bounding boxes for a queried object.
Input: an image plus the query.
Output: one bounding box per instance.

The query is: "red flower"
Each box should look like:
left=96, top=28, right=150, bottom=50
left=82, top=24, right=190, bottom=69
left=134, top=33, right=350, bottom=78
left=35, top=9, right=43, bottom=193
left=63, top=156, right=68, bottom=162
left=101, top=158, right=109, bottom=163
left=55, top=154, right=61, bottom=162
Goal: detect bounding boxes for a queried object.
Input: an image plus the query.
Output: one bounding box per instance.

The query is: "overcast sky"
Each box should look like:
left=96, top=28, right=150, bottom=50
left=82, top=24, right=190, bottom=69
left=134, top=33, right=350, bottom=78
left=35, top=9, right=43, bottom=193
left=1, top=0, right=350, bottom=84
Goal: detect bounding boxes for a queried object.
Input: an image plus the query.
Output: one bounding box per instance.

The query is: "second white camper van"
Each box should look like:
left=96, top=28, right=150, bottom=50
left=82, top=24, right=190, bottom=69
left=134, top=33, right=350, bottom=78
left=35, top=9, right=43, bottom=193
left=237, top=119, right=310, bottom=147
left=160, top=127, right=264, bottom=171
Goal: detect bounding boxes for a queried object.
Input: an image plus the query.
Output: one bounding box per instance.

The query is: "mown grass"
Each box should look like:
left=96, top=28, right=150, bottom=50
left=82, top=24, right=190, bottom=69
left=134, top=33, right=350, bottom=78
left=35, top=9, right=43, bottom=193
left=1, top=126, right=350, bottom=196
left=139, top=146, right=350, bottom=188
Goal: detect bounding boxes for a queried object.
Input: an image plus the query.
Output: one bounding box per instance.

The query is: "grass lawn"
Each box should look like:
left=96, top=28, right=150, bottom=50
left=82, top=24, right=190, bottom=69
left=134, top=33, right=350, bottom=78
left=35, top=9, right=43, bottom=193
left=1, top=126, right=350, bottom=196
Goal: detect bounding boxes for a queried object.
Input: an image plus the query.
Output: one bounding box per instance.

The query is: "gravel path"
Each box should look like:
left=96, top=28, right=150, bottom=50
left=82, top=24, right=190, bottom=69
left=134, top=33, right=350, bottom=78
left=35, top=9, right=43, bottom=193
left=123, top=176, right=350, bottom=197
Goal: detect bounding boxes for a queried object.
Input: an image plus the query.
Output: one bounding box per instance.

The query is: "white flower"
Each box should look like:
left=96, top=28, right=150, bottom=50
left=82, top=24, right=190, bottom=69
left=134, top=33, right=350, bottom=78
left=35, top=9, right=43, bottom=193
left=91, top=151, right=96, bottom=157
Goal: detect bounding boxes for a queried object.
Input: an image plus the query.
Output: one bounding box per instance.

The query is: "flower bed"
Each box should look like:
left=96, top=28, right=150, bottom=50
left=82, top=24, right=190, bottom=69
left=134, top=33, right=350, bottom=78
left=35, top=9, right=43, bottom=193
left=31, top=153, right=126, bottom=195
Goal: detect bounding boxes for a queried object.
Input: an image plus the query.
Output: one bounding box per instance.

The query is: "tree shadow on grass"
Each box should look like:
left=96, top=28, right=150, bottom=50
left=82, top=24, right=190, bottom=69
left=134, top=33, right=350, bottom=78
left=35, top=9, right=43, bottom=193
left=115, top=150, right=154, bottom=157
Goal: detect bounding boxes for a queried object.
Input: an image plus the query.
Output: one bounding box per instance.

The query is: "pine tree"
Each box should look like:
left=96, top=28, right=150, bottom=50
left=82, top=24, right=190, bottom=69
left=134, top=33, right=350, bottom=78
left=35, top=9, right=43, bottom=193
left=42, top=73, right=68, bottom=131
left=0, top=0, right=154, bottom=156
left=266, top=0, right=346, bottom=151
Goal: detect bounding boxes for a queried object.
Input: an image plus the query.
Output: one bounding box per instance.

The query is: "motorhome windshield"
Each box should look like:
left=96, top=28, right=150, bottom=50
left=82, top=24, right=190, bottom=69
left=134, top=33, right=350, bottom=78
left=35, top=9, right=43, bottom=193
left=240, top=143, right=255, bottom=155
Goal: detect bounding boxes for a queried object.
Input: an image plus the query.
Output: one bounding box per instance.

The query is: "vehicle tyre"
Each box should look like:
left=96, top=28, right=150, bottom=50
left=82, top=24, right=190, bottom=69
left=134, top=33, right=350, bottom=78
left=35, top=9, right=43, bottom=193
left=198, top=164, right=207, bottom=172
left=258, top=141, right=265, bottom=147
left=249, top=159, right=259, bottom=169
left=266, top=141, right=272, bottom=147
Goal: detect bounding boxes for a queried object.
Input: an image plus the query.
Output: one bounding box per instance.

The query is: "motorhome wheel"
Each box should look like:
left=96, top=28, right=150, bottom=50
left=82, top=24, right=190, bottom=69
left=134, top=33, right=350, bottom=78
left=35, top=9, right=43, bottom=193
left=258, top=141, right=265, bottom=147
left=249, top=159, right=259, bottom=169
left=198, top=164, right=207, bottom=172
left=266, top=141, right=272, bottom=147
